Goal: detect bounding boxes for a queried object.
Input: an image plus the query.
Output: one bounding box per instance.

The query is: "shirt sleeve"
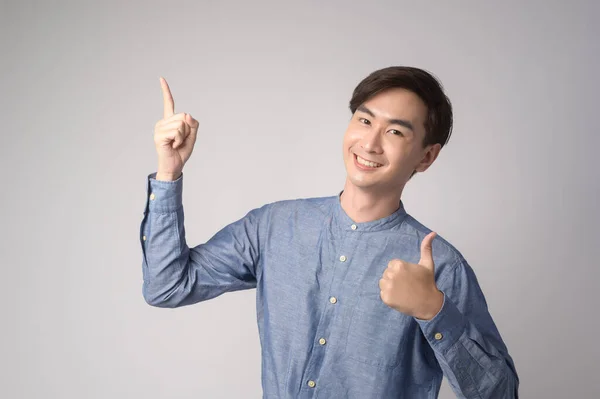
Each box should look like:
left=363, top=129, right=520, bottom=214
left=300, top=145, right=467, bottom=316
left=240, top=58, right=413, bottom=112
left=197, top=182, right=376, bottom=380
left=139, top=172, right=267, bottom=308
left=415, top=256, right=520, bottom=398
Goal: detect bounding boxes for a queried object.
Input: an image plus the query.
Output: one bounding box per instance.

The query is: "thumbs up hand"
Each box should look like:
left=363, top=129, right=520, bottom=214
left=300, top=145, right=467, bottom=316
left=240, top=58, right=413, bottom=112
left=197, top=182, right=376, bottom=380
left=378, top=232, right=444, bottom=320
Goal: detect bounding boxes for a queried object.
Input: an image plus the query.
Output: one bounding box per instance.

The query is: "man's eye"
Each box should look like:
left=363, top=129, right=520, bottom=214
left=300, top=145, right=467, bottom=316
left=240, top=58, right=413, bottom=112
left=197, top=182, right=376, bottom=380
left=359, top=118, right=371, bottom=125
left=389, top=129, right=403, bottom=136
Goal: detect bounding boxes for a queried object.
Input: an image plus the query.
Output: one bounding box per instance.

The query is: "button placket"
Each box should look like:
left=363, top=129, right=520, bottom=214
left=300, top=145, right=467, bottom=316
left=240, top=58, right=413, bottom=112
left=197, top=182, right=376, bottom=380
left=301, top=218, right=355, bottom=390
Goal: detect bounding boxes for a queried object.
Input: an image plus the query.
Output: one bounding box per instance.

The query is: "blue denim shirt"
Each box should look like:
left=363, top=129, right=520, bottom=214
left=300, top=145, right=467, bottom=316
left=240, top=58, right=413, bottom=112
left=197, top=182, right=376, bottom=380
left=140, top=173, right=519, bottom=398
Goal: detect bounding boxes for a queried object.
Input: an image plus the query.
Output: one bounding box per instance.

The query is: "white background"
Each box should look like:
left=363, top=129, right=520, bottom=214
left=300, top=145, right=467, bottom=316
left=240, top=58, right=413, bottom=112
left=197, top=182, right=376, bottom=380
left=1, top=0, right=598, bottom=397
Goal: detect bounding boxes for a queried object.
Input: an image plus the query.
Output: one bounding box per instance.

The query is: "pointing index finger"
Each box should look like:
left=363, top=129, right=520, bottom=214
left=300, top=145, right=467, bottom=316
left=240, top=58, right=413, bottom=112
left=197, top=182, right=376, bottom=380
left=160, top=77, right=175, bottom=119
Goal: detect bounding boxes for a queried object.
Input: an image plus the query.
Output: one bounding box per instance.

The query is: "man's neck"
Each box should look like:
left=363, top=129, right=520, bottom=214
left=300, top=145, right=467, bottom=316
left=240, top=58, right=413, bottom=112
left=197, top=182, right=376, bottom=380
left=339, top=180, right=404, bottom=223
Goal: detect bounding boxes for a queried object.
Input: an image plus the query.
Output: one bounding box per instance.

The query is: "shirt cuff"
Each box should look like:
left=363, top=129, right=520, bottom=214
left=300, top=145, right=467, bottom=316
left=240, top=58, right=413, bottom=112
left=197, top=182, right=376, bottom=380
left=415, top=292, right=467, bottom=354
left=144, top=172, right=183, bottom=214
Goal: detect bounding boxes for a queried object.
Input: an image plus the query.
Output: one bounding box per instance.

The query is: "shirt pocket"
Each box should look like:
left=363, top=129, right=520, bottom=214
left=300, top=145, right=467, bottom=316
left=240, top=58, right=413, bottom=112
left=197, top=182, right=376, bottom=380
left=345, top=291, right=412, bottom=370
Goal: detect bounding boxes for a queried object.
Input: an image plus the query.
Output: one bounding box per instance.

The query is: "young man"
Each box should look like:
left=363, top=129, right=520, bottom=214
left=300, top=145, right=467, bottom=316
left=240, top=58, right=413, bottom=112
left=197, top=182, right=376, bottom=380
left=140, top=66, right=519, bottom=398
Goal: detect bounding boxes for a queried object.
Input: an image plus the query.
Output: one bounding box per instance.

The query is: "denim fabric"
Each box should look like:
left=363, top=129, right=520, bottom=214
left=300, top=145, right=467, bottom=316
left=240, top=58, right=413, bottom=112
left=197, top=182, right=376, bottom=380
left=140, top=173, right=519, bottom=398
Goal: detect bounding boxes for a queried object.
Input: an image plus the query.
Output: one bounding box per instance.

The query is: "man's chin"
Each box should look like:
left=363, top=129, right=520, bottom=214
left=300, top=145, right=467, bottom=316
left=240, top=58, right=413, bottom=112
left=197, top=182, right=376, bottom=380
left=345, top=173, right=405, bottom=194
left=346, top=175, right=383, bottom=191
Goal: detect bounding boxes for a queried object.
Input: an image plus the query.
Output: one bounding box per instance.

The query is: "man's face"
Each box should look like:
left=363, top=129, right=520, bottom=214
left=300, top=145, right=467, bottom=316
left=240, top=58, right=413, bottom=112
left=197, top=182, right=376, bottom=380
left=342, top=88, right=439, bottom=193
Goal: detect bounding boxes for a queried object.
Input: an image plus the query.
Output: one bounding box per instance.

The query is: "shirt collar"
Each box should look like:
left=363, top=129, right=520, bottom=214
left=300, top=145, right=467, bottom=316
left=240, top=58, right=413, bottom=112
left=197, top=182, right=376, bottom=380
left=332, top=191, right=408, bottom=232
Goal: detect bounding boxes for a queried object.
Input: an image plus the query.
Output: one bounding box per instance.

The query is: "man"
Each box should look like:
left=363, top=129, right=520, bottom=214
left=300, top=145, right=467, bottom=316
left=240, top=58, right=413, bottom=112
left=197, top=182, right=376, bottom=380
left=140, top=66, right=519, bottom=398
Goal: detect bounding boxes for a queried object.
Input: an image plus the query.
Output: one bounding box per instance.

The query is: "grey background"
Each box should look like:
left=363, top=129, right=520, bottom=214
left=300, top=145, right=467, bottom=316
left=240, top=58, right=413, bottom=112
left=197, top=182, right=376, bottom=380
left=1, top=0, right=598, bottom=398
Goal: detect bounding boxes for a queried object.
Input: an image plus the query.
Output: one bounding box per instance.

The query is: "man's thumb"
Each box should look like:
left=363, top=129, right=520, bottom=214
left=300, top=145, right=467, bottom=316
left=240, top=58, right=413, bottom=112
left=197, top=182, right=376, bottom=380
left=419, top=231, right=437, bottom=269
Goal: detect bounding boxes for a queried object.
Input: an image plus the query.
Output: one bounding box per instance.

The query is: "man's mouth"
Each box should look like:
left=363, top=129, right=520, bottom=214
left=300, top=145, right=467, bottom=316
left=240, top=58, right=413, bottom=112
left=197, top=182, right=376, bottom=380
left=354, top=154, right=383, bottom=168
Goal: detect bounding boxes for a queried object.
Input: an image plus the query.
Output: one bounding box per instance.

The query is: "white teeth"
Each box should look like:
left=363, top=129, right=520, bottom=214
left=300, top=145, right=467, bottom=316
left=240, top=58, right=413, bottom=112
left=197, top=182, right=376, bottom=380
left=356, top=155, right=382, bottom=168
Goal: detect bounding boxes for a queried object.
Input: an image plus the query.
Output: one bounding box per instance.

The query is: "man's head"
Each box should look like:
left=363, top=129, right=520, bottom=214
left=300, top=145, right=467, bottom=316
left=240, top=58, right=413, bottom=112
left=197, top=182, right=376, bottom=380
left=342, top=66, right=453, bottom=195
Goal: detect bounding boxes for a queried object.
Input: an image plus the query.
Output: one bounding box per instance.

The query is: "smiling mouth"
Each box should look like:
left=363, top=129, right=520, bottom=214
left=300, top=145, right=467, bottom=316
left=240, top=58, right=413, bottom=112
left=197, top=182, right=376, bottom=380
left=354, top=154, right=383, bottom=168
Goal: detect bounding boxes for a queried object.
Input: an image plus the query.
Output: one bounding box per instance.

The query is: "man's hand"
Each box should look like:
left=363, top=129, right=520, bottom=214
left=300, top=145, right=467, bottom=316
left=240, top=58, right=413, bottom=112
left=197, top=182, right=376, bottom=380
left=379, top=231, right=444, bottom=320
left=153, top=77, right=200, bottom=181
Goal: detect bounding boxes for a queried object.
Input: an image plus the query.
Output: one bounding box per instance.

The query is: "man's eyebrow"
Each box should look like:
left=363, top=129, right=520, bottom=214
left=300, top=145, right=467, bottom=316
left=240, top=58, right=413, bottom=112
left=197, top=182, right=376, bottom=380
left=356, top=104, right=376, bottom=118
left=356, top=104, right=415, bottom=132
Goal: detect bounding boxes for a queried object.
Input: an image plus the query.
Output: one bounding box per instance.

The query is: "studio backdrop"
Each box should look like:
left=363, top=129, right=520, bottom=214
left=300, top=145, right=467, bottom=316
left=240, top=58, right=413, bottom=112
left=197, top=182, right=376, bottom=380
left=1, top=0, right=598, bottom=398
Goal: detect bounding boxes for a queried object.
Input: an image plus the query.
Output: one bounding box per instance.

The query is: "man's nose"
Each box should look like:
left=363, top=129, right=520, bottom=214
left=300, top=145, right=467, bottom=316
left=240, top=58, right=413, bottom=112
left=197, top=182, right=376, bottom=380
left=360, top=128, right=383, bottom=154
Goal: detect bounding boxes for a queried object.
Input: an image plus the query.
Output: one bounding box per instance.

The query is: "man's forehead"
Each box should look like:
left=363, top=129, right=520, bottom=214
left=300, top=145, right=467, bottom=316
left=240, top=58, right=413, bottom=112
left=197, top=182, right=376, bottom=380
left=364, top=88, right=426, bottom=113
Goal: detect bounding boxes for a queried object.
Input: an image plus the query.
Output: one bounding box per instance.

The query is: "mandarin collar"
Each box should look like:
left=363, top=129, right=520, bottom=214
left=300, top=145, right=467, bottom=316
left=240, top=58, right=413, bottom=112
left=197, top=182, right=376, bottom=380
left=333, top=191, right=407, bottom=232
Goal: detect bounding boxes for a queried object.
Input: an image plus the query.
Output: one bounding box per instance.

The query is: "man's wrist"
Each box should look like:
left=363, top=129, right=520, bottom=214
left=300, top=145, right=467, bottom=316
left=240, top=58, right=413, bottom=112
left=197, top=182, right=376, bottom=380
left=416, top=289, right=444, bottom=320
left=155, top=171, right=182, bottom=181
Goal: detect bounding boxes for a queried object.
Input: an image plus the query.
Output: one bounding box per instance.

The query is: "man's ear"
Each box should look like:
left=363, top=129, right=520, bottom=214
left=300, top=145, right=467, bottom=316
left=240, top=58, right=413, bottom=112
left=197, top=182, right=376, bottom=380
left=414, top=143, right=442, bottom=173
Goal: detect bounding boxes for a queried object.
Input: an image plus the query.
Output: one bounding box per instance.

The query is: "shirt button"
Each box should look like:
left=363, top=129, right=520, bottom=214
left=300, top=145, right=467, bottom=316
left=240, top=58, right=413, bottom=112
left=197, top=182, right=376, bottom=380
left=434, top=332, right=443, bottom=340
left=149, top=193, right=155, bottom=200
left=319, top=338, right=326, bottom=345
left=329, top=296, right=337, bottom=304
left=339, top=255, right=347, bottom=262
left=307, top=380, right=316, bottom=388
left=351, top=224, right=357, bottom=230
left=142, top=235, right=147, bottom=241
